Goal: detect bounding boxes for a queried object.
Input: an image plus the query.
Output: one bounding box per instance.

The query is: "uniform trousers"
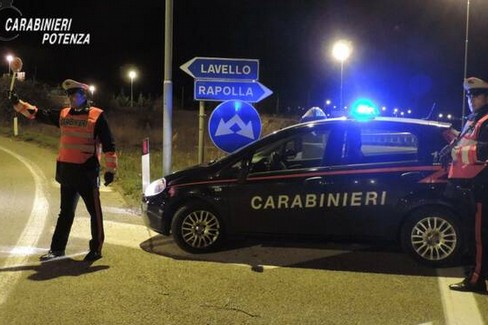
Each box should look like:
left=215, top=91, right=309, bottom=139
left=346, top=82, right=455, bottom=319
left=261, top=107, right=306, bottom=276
left=470, top=185, right=488, bottom=284
left=50, top=183, right=104, bottom=253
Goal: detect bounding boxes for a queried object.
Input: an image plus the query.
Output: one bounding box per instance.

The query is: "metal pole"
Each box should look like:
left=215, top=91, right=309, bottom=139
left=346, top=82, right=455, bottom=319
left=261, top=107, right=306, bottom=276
left=198, top=101, right=205, bottom=163
left=162, top=0, right=173, bottom=176
left=130, top=79, right=133, bottom=107
left=461, top=0, right=470, bottom=128
left=339, top=60, right=344, bottom=110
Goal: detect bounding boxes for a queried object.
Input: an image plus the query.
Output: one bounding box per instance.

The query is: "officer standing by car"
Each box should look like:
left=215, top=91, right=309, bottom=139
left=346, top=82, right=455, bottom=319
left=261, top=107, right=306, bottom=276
left=447, top=77, right=488, bottom=293
left=9, top=79, right=117, bottom=262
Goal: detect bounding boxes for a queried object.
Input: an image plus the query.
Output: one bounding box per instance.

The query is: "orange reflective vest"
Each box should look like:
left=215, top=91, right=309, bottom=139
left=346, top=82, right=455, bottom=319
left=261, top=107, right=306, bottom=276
left=448, top=114, right=488, bottom=179
left=58, top=107, right=117, bottom=174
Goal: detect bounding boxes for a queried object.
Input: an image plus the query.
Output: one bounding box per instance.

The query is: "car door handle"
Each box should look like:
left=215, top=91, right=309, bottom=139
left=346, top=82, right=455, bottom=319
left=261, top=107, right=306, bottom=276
left=400, top=172, right=424, bottom=182
left=305, top=177, right=331, bottom=186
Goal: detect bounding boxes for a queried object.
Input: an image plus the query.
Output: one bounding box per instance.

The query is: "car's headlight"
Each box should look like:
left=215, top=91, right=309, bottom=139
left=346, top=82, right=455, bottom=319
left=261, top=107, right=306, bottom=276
left=144, top=178, right=166, bottom=197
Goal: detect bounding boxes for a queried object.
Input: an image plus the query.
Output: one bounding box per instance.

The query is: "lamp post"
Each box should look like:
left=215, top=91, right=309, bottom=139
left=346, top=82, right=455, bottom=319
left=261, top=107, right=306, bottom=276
left=128, top=70, right=137, bottom=107
left=332, top=40, right=352, bottom=111
left=89, top=85, right=96, bottom=97
left=6, top=54, right=13, bottom=75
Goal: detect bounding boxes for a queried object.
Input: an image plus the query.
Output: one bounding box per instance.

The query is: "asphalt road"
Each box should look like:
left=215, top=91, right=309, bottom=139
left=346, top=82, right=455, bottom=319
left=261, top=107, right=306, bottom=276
left=0, top=135, right=487, bottom=324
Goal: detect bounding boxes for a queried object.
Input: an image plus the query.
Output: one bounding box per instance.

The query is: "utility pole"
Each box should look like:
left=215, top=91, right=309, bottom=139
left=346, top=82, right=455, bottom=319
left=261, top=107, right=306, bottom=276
left=163, top=0, right=173, bottom=176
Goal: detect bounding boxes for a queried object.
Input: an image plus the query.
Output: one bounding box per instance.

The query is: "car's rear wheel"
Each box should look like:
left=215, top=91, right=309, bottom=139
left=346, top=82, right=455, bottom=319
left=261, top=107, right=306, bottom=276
left=171, top=203, right=224, bottom=253
left=401, top=207, right=463, bottom=267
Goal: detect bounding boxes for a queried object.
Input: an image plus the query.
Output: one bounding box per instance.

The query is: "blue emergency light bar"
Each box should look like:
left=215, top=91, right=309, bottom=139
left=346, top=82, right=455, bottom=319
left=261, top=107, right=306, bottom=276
left=350, top=98, right=380, bottom=120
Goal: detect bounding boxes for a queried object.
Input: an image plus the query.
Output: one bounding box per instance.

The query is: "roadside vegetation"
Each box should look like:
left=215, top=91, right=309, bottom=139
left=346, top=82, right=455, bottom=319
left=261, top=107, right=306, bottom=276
left=0, top=77, right=296, bottom=206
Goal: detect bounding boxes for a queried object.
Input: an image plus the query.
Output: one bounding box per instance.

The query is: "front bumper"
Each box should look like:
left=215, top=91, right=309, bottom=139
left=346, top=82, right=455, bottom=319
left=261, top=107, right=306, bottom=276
left=141, top=198, right=170, bottom=235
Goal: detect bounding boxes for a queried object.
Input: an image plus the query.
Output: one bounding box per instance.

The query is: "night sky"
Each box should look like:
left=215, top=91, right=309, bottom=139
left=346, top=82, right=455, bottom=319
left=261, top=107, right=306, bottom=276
left=1, top=0, right=488, bottom=118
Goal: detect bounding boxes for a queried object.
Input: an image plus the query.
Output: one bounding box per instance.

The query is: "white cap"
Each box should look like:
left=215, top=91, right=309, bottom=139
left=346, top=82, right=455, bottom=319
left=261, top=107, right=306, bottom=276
left=463, top=77, right=488, bottom=92
left=300, top=107, right=326, bottom=123
left=62, top=79, right=89, bottom=91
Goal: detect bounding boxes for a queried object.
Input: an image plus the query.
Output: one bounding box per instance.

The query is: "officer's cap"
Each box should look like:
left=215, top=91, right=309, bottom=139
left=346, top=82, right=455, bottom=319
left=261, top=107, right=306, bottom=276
left=300, top=107, right=326, bottom=123
left=463, top=77, right=488, bottom=95
left=62, top=79, right=89, bottom=93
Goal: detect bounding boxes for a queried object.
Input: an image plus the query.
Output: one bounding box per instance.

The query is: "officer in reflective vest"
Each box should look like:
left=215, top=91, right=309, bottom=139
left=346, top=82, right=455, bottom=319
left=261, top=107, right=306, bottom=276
left=448, top=77, right=488, bottom=293
left=9, top=79, right=117, bottom=262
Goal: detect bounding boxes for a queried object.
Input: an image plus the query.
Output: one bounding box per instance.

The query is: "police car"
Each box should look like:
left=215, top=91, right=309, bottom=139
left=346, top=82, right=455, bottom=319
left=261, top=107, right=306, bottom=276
left=142, top=112, right=471, bottom=267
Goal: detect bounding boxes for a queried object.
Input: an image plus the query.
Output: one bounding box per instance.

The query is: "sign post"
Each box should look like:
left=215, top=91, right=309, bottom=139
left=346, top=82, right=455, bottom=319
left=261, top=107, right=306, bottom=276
left=198, top=101, right=205, bottom=163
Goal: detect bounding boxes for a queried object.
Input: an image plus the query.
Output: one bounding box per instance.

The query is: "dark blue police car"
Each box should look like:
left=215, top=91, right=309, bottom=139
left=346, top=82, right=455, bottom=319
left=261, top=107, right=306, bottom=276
left=142, top=115, right=471, bottom=266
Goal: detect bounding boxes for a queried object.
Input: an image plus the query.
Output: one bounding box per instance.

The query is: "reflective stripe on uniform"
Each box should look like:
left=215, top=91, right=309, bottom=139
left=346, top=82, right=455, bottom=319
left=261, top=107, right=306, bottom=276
left=104, top=151, right=118, bottom=173
left=60, top=131, right=94, bottom=139
left=471, top=202, right=483, bottom=284
left=449, top=115, right=488, bottom=179
left=59, top=143, right=96, bottom=152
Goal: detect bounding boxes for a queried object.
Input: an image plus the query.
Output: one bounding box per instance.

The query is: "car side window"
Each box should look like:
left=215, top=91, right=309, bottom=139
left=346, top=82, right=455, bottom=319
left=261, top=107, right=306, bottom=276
left=249, top=129, right=330, bottom=172
left=343, top=125, right=418, bottom=164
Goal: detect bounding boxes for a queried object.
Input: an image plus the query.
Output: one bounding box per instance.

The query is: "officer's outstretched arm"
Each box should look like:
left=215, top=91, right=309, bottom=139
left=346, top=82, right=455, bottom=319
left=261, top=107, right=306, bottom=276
left=9, top=92, right=38, bottom=120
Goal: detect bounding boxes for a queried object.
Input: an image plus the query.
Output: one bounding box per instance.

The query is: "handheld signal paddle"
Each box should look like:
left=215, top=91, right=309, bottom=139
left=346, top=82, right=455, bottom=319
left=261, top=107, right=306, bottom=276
left=8, top=57, right=23, bottom=99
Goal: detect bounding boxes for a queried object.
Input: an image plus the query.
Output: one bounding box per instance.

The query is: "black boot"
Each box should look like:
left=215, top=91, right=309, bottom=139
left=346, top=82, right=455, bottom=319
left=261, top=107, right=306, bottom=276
left=83, top=251, right=102, bottom=261
left=39, top=250, right=65, bottom=261
left=449, top=278, right=487, bottom=294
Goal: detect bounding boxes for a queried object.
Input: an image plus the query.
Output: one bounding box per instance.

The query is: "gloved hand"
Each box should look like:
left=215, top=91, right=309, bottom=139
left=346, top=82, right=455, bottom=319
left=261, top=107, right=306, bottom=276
left=103, top=172, right=114, bottom=186
left=8, top=91, right=19, bottom=105
left=436, top=144, right=453, bottom=170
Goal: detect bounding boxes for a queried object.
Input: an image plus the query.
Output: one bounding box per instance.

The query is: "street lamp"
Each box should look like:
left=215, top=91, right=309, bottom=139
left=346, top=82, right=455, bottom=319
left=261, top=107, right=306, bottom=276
left=89, top=85, right=96, bottom=97
left=128, top=70, right=137, bottom=107
left=6, top=54, right=13, bottom=75
left=332, top=40, right=352, bottom=110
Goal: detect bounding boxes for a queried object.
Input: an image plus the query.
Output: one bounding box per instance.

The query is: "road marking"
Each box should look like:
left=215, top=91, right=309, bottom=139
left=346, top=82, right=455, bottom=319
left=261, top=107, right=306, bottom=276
left=437, top=268, right=484, bottom=325
left=104, top=206, right=141, bottom=216
left=70, top=218, right=157, bottom=249
left=0, top=146, right=49, bottom=306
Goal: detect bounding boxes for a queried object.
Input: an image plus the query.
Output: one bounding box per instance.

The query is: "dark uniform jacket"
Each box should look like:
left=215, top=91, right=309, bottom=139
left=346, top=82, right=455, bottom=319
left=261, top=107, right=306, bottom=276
left=466, top=104, right=488, bottom=185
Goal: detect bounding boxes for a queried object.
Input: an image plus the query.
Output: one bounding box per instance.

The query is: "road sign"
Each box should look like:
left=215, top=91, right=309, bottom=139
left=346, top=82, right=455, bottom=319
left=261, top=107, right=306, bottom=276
left=194, top=80, right=273, bottom=103
left=180, top=57, right=259, bottom=80
left=208, top=100, right=262, bottom=153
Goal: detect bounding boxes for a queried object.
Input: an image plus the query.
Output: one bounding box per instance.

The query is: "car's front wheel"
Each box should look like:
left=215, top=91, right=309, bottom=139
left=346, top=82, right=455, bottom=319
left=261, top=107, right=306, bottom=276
left=171, top=203, right=224, bottom=253
left=401, top=207, right=463, bottom=267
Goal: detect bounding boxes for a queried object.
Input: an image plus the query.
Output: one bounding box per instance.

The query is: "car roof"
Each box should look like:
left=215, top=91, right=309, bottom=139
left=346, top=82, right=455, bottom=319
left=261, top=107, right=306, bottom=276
left=276, top=116, right=452, bottom=134
left=211, top=116, right=452, bottom=167
left=302, top=116, right=450, bottom=127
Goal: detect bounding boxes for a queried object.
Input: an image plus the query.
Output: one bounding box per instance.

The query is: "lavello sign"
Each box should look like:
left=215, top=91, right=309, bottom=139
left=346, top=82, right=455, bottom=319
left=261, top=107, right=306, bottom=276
left=0, top=1, right=90, bottom=45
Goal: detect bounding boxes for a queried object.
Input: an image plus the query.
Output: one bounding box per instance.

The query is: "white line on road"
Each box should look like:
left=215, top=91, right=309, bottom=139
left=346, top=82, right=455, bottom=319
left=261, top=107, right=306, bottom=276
left=70, top=218, right=157, bottom=249
left=0, top=145, right=49, bottom=306
left=437, top=268, right=484, bottom=324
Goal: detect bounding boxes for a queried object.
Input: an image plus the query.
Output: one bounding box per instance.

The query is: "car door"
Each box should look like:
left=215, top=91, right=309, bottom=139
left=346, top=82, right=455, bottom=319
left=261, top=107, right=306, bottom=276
left=302, top=121, right=434, bottom=239
left=227, top=123, right=342, bottom=235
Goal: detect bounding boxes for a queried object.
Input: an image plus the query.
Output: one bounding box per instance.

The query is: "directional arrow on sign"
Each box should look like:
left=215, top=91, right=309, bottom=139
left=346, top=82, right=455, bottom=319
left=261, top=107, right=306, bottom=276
left=194, top=80, right=273, bottom=103
left=180, top=57, right=259, bottom=80
left=208, top=100, right=262, bottom=153
left=215, top=114, right=255, bottom=140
